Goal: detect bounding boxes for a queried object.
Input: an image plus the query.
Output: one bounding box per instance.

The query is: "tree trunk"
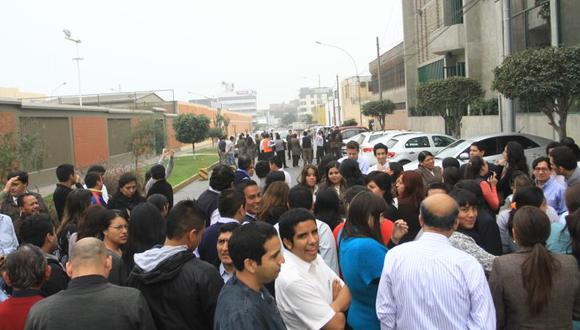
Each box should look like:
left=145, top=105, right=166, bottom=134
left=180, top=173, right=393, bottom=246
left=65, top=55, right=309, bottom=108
left=192, top=142, right=196, bottom=160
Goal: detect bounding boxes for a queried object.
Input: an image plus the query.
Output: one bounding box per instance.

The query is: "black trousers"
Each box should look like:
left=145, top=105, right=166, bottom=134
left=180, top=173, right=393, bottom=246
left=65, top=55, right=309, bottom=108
left=276, top=151, right=287, bottom=168
left=292, top=154, right=300, bottom=167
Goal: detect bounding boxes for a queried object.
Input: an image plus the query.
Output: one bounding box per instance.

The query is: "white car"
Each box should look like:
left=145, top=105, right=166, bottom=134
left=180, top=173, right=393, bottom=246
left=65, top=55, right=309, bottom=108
left=342, top=130, right=406, bottom=155
left=402, top=133, right=554, bottom=170
left=360, top=132, right=454, bottom=166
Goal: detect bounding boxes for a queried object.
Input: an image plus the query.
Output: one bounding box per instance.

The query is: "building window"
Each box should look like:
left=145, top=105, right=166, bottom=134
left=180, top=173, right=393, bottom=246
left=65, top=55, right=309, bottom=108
left=418, top=59, right=445, bottom=83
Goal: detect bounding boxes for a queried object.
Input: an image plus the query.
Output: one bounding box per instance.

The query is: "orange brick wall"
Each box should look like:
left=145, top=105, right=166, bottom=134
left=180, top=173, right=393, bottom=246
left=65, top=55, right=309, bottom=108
left=72, top=117, right=109, bottom=167
left=0, top=112, right=16, bottom=135
left=166, top=117, right=181, bottom=149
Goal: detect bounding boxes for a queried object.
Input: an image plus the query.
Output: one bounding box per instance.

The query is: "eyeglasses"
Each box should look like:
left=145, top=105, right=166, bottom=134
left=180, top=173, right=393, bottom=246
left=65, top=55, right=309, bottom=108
left=109, top=225, right=129, bottom=230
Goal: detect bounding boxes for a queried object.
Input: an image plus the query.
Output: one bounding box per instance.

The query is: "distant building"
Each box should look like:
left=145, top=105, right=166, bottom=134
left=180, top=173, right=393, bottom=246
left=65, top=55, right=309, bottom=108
left=0, top=87, right=45, bottom=99
left=190, top=90, right=258, bottom=117
left=297, top=87, right=333, bottom=119
left=340, top=76, right=372, bottom=127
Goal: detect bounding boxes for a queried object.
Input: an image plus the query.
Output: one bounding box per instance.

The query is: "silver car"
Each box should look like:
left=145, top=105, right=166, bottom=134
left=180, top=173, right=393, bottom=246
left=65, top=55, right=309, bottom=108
left=402, top=132, right=554, bottom=170
left=342, top=130, right=406, bottom=155
left=361, top=133, right=456, bottom=165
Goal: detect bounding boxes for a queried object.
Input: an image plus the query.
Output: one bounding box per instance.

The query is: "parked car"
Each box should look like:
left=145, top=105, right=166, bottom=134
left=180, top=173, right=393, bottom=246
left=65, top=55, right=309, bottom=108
left=339, top=126, right=368, bottom=140
left=360, top=133, right=456, bottom=166
left=341, top=130, right=406, bottom=155
left=402, top=133, right=554, bottom=170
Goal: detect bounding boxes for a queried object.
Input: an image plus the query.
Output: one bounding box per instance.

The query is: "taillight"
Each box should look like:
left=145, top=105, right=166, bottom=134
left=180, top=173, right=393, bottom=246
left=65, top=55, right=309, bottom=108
left=362, top=147, right=373, bottom=153
left=388, top=152, right=396, bottom=158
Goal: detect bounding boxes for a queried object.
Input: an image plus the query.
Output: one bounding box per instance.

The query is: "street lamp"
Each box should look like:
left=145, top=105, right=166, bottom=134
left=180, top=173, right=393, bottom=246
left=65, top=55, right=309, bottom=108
left=50, top=82, right=67, bottom=99
left=63, top=29, right=83, bottom=107
left=315, top=41, right=362, bottom=125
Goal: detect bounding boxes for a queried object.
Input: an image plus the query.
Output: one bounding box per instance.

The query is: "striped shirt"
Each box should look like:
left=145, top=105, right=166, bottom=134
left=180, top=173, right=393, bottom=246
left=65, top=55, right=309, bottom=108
left=376, top=232, right=495, bottom=330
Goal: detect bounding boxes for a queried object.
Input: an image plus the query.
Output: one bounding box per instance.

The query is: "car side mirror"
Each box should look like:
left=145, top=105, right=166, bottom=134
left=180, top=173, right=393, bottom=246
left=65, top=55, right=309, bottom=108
left=459, top=153, right=470, bottom=161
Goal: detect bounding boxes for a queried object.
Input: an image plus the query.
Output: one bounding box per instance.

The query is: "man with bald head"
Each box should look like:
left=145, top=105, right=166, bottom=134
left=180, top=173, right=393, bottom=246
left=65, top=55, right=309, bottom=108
left=376, top=194, right=495, bottom=329
left=25, top=238, right=155, bottom=330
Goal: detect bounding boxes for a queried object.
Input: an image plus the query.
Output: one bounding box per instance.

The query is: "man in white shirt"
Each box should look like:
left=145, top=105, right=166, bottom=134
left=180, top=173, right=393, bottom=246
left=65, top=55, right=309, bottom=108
left=376, top=194, right=495, bottom=329
left=216, top=222, right=240, bottom=283
left=338, top=141, right=369, bottom=174
left=269, top=156, right=291, bottom=187
left=368, top=142, right=390, bottom=173
left=276, top=208, right=351, bottom=330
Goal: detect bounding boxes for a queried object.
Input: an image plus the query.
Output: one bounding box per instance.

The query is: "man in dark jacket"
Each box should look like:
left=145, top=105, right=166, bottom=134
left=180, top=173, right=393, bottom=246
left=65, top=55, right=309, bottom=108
left=19, top=214, right=69, bottom=296
left=146, top=164, right=174, bottom=209
left=53, top=164, right=77, bottom=221
left=26, top=237, right=155, bottom=330
left=234, top=156, right=253, bottom=185
left=127, top=200, right=224, bottom=330
left=198, top=165, right=235, bottom=227
left=0, top=171, right=49, bottom=223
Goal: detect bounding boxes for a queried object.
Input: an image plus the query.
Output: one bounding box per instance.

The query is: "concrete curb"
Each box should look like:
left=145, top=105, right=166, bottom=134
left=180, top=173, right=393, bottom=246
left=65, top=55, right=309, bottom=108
left=172, top=161, right=219, bottom=193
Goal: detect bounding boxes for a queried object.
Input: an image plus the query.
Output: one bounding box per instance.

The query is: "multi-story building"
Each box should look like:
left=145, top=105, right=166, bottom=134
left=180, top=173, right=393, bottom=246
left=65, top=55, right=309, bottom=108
left=340, top=76, right=373, bottom=127
left=190, top=89, right=258, bottom=118
left=368, top=42, right=409, bottom=129
left=297, top=87, right=334, bottom=119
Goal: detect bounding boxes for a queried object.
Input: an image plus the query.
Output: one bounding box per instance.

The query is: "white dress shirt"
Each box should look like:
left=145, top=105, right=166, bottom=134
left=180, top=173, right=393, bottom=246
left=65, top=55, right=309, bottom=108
left=338, top=156, right=370, bottom=174
left=278, top=168, right=292, bottom=186
left=376, top=232, right=495, bottom=330
left=368, top=161, right=390, bottom=173
left=275, top=252, right=342, bottom=330
left=274, top=220, right=339, bottom=275
left=0, top=213, right=18, bottom=256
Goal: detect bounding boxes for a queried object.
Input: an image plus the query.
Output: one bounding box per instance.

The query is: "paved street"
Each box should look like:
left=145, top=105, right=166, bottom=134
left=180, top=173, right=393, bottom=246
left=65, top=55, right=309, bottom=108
left=174, top=159, right=305, bottom=202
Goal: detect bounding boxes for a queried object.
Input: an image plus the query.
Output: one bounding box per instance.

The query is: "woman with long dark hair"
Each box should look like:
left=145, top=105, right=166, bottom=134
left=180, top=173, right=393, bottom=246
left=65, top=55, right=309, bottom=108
left=257, top=181, right=289, bottom=225
left=490, top=206, right=580, bottom=329
left=120, top=202, right=165, bottom=283
left=298, top=164, right=319, bottom=196
left=395, top=171, right=425, bottom=243
left=365, top=171, right=399, bottom=221
left=339, top=159, right=364, bottom=187
left=318, top=161, right=347, bottom=196
left=313, top=188, right=342, bottom=231
left=107, top=172, right=146, bottom=217
left=497, top=141, right=529, bottom=201
left=465, top=156, right=499, bottom=212
left=56, top=189, right=92, bottom=263
left=339, top=191, right=407, bottom=330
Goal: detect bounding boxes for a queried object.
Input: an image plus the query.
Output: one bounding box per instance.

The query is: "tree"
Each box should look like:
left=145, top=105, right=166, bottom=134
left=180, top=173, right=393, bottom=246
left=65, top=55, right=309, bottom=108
left=128, top=118, right=157, bottom=171
left=281, top=113, right=297, bottom=126
left=361, top=100, right=396, bottom=130
left=208, top=127, right=224, bottom=147
left=417, top=77, right=484, bottom=138
left=173, top=114, right=211, bottom=157
left=493, top=46, right=580, bottom=138
left=342, top=119, right=358, bottom=126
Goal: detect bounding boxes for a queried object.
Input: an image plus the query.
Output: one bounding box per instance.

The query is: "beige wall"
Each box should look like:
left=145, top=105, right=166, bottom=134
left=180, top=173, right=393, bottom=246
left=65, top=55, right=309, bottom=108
left=341, top=77, right=372, bottom=126
left=407, top=113, right=580, bottom=142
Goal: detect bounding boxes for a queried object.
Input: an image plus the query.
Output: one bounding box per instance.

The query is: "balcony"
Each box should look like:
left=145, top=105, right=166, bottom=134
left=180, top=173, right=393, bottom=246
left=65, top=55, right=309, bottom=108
left=430, top=23, right=465, bottom=55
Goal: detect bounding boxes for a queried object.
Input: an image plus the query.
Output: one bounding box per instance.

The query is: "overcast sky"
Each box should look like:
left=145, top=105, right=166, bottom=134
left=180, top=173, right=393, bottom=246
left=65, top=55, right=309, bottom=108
left=1, top=0, right=403, bottom=108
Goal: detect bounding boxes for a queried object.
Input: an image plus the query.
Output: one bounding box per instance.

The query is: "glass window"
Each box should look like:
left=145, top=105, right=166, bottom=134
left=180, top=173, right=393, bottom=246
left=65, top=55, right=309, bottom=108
left=368, top=133, right=386, bottom=142
left=432, top=135, right=455, bottom=147
left=387, top=139, right=399, bottom=148
left=497, top=135, right=539, bottom=151
left=405, top=136, right=430, bottom=148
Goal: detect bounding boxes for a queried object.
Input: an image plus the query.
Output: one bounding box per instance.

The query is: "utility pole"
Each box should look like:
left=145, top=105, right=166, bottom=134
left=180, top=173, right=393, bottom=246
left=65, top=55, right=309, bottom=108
left=501, top=0, right=515, bottom=132
left=376, top=36, right=382, bottom=101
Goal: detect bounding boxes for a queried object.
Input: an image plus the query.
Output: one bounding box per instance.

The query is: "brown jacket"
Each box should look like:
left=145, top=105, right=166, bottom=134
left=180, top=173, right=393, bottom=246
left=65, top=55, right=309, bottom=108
left=416, top=165, right=443, bottom=188
left=489, top=251, right=580, bottom=329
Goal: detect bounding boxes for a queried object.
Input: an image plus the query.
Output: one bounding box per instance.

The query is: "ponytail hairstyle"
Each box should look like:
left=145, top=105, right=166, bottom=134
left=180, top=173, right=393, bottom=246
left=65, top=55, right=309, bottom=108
left=513, top=206, right=560, bottom=316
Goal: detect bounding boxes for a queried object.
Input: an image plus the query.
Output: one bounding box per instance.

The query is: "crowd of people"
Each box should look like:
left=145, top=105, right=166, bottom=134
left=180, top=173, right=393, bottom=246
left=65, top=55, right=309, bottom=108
left=1, top=128, right=580, bottom=329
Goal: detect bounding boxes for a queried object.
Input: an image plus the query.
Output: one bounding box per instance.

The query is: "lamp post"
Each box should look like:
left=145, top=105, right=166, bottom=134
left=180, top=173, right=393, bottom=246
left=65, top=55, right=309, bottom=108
left=315, top=41, right=362, bottom=125
left=63, top=29, right=83, bottom=107
left=50, top=82, right=67, bottom=100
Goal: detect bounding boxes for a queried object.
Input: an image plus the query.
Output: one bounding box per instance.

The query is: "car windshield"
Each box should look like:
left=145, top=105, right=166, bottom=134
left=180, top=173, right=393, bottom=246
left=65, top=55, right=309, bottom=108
left=368, top=133, right=385, bottom=142
left=386, top=139, right=398, bottom=148
left=354, top=133, right=367, bottom=144
left=434, top=139, right=470, bottom=158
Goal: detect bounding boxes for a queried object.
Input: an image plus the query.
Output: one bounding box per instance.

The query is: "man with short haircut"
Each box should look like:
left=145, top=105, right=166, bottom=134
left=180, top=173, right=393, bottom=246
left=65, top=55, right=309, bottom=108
left=276, top=208, right=351, bottom=330
left=128, top=200, right=224, bottom=330
left=533, top=156, right=567, bottom=215
left=254, top=160, right=271, bottom=191
left=214, top=222, right=286, bottom=330
left=368, top=142, right=390, bottom=172
left=53, top=163, right=77, bottom=221
left=86, top=165, right=109, bottom=202
left=339, top=141, right=370, bottom=174
left=237, top=180, right=261, bottom=223
left=0, top=171, right=49, bottom=223
left=198, top=165, right=235, bottom=227
left=426, top=182, right=450, bottom=196
left=146, top=164, right=174, bottom=209
left=269, top=156, right=291, bottom=186
left=26, top=238, right=155, bottom=330
left=550, top=146, right=580, bottom=187
left=234, top=156, right=254, bottom=184
left=13, top=193, right=42, bottom=237
left=460, top=142, right=500, bottom=178
left=283, top=185, right=339, bottom=274
left=376, top=194, right=495, bottom=329
left=0, top=245, right=49, bottom=330
left=199, top=188, right=246, bottom=267
left=216, top=222, right=240, bottom=283
left=19, top=214, right=70, bottom=296
left=301, top=131, right=313, bottom=165
left=85, top=172, right=106, bottom=207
